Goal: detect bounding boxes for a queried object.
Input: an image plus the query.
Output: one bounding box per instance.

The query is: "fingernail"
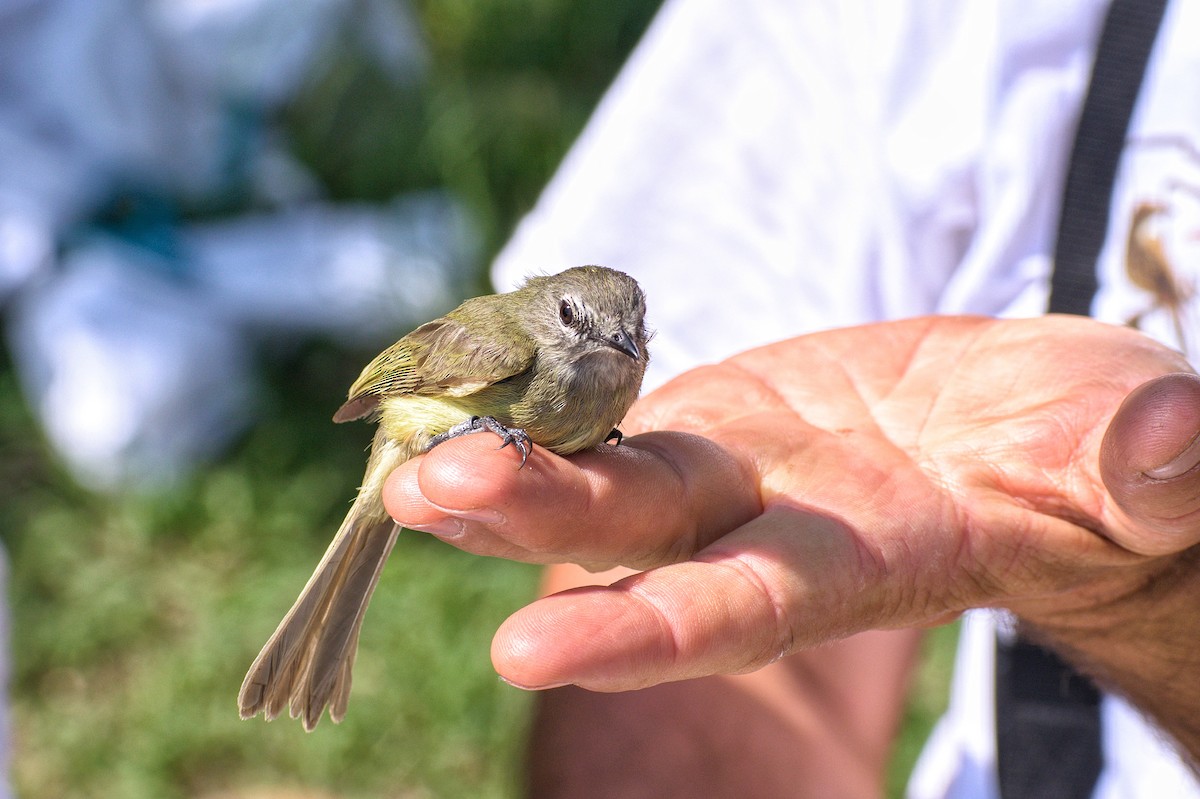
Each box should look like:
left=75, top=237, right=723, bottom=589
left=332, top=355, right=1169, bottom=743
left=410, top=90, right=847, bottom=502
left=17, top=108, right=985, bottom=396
left=1146, top=430, right=1200, bottom=479
left=403, top=518, right=466, bottom=539
left=402, top=506, right=506, bottom=537
left=498, top=675, right=570, bottom=691
left=449, top=506, right=507, bottom=524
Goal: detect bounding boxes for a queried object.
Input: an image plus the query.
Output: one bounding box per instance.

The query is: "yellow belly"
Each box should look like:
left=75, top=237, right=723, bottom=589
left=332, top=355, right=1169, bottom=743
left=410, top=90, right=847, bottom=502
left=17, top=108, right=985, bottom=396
left=377, top=394, right=478, bottom=457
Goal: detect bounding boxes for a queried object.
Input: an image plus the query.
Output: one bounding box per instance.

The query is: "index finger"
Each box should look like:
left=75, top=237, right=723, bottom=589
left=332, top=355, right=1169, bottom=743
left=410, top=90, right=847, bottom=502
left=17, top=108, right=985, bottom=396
left=381, top=430, right=761, bottom=569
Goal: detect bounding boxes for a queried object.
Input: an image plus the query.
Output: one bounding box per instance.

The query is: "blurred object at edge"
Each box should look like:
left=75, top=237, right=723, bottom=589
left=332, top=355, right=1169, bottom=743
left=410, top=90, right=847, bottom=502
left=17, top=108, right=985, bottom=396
left=0, top=0, right=478, bottom=492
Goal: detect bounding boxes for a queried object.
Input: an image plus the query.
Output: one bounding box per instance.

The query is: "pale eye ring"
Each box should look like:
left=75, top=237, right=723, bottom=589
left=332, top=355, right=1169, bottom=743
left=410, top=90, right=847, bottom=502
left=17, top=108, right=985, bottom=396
left=558, top=299, right=575, bottom=326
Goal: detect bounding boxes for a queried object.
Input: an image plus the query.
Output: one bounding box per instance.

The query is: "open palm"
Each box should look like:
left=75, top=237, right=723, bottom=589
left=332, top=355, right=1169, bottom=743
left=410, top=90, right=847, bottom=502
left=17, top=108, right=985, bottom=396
left=385, top=315, right=1200, bottom=755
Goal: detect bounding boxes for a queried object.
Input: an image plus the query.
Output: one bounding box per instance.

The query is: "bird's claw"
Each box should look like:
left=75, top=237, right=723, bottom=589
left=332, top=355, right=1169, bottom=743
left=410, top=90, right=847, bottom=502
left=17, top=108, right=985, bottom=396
left=428, top=416, right=532, bottom=468
left=478, top=416, right=532, bottom=468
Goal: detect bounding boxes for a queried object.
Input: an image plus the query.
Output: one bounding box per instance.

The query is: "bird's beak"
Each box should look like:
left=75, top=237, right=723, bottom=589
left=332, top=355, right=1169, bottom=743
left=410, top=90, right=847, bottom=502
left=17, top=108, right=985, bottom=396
left=597, top=328, right=641, bottom=360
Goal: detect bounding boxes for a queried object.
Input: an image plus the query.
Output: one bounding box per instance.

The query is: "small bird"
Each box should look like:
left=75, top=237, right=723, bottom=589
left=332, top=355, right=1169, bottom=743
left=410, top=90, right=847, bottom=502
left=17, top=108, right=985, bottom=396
left=238, top=265, right=650, bottom=730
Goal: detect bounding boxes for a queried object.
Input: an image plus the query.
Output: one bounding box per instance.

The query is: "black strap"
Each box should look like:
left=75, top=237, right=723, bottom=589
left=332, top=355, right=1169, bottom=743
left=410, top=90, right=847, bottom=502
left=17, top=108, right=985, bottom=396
left=997, top=2, right=1167, bottom=798
left=996, top=634, right=1104, bottom=799
left=1048, top=0, right=1168, bottom=315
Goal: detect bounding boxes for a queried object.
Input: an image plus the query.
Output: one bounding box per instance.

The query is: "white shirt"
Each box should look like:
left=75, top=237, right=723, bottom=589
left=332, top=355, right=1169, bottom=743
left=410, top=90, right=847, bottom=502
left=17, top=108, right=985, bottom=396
left=492, top=0, right=1200, bottom=795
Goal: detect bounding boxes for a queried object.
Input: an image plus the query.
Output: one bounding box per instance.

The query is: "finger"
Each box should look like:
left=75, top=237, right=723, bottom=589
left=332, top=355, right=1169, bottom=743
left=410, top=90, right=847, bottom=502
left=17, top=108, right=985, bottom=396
left=382, top=430, right=761, bottom=568
left=382, top=444, right=539, bottom=563
left=1101, top=372, right=1200, bottom=555
left=492, top=561, right=786, bottom=692
left=491, top=505, right=892, bottom=691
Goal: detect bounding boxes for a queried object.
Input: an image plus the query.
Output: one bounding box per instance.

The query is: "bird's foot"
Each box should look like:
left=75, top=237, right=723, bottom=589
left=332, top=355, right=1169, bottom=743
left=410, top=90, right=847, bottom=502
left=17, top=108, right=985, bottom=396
left=428, top=416, right=532, bottom=468
left=604, top=428, right=624, bottom=446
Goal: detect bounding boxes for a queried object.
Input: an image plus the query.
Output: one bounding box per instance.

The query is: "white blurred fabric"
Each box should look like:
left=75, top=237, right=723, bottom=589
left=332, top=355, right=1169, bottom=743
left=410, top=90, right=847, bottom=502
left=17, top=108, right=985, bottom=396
left=492, top=0, right=1200, bottom=795
left=0, top=0, right=476, bottom=492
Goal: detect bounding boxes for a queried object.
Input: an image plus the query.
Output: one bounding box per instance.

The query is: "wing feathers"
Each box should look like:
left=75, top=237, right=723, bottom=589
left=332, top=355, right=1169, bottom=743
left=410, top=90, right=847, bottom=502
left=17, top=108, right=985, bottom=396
left=338, top=301, right=536, bottom=416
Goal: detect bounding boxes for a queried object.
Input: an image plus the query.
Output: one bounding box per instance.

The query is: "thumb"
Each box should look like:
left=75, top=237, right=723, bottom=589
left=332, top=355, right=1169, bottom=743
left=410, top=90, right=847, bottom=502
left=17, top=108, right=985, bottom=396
left=1101, top=372, right=1200, bottom=555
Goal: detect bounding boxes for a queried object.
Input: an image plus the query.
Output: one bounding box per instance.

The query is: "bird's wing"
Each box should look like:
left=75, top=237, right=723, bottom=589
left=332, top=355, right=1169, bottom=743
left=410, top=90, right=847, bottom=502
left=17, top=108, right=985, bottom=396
left=334, top=300, right=536, bottom=423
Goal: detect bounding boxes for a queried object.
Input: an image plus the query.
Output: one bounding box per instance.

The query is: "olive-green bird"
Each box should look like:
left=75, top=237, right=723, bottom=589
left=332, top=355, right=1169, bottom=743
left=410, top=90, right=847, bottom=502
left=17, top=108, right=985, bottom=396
left=238, top=265, right=649, bottom=731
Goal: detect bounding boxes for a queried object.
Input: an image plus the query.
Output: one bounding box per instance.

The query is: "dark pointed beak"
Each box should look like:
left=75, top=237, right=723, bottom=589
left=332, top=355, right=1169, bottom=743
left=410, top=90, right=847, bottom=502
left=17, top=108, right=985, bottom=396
left=598, top=327, right=641, bottom=360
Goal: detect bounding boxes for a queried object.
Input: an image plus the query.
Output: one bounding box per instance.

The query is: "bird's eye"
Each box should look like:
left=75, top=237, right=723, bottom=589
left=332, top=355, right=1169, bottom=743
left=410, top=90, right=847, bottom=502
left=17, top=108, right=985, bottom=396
left=558, top=299, right=575, bottom=326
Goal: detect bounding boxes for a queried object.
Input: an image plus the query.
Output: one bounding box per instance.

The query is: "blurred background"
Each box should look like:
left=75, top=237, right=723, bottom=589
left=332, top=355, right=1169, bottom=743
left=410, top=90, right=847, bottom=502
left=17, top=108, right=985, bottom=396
left=0, top=0, right=953, bottom=796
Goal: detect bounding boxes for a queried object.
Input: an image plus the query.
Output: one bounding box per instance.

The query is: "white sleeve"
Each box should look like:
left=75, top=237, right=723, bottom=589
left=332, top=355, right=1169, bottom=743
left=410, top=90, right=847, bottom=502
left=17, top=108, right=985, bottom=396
left=493, top=0, right=903, bottom=389
left=493, top=0, right=1101, bottom=392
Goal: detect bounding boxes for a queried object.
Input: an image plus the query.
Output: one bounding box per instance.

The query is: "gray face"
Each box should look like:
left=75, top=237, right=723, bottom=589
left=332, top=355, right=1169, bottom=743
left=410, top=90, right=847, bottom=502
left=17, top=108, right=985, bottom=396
left=532, top=265, right=649, bottom=367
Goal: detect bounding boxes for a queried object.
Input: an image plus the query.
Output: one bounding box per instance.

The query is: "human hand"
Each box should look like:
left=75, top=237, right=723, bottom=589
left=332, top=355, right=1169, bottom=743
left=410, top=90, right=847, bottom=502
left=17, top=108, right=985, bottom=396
left=383, top=315, right=1200, bottom=751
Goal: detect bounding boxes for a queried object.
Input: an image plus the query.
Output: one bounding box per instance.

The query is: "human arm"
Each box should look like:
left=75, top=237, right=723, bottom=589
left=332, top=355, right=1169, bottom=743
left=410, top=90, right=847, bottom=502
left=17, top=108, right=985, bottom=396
left=383, top=314, right=1200, bottom=764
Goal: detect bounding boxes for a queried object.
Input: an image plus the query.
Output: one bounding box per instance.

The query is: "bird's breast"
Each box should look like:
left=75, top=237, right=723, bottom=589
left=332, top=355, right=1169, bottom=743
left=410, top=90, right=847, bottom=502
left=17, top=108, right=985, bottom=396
left=512, top=351, right=644, bottom=455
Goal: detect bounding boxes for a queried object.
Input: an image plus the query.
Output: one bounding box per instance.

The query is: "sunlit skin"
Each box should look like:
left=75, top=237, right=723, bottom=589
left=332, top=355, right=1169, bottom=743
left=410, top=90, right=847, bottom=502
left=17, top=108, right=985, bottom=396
left=386, top=314, right=1200, bottom=766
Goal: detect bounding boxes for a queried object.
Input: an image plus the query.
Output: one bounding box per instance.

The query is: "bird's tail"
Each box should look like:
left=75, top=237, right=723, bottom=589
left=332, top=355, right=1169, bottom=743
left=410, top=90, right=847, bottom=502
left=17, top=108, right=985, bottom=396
left=238, top=430, right=407, bottom=730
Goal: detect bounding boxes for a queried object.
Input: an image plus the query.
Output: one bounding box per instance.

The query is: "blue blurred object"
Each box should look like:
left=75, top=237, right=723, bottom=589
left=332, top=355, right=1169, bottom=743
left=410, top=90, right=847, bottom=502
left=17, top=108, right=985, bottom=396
left=0, top=0, right=477, bottom=492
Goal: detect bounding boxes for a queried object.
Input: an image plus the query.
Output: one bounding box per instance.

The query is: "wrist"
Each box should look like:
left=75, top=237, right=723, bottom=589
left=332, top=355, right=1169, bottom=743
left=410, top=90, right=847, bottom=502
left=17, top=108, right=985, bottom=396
left=1010, top=545, right=1200, bottom=767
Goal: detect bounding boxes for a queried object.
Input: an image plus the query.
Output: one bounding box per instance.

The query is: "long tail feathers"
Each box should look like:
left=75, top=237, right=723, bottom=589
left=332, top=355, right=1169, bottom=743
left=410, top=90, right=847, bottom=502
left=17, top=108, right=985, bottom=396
left=238, top=432, right=405, bottom=730
left=295, top=515, right=398, bottom=729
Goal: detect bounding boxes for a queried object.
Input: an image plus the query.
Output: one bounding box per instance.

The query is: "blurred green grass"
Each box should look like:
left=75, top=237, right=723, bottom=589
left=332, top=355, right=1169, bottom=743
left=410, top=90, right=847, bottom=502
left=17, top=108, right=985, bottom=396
left=888, top=622, right=958, bottom=798
left=1, top=1, right=952, bottom=796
